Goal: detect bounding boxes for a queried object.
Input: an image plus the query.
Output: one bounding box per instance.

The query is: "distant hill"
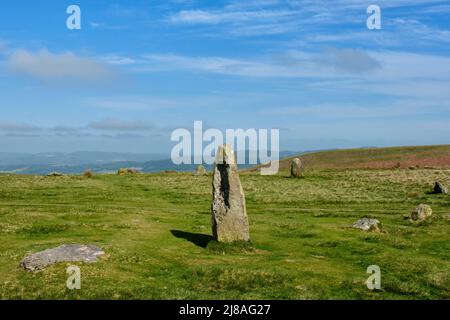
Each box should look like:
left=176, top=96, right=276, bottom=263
left=249, top=145, right=450, bottom=171
left=0, top=151, right=167, bottom=166
left=0, top=150, right=300, bottom=175
left=0, top=151, right=167, bottom=175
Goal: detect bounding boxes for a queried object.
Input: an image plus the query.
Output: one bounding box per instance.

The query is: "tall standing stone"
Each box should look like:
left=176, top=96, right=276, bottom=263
left=211, top=145, right=250, bottom=243
left=290, top=158, right=303, bottom=178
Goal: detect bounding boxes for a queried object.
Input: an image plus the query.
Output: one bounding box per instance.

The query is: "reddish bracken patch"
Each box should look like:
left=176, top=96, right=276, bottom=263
left=361, top=155, right=450, bottom=169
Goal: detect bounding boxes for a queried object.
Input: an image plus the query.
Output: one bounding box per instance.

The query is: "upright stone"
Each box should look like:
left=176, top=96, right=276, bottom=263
left=290, top=158, right=303, bottom=178
left=211, top=145, right=250, bottom=243
left=434, top=182, right=448, bottom=194
left=194, top=165, right=207, bottom=175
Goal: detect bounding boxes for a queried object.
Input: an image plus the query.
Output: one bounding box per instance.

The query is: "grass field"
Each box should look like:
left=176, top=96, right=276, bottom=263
left=0, top=160, right=449, bottom=300
left=250, top=145, right=450, bottom=172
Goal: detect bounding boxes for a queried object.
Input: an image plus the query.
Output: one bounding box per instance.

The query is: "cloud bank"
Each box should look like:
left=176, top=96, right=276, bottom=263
left=7, top=49, right=114, bottom=81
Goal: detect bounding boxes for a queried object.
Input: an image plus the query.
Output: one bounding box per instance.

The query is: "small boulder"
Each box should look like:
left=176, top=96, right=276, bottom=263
left=352, top=218, right=381, bottom=232
left=194, top=165, right=207, bottom=175
left=117, top=168, right=139, bottom=175
left=290, top=158, right=303, bottom=178
left=47, top=172, right=64, bottom=177
left=433, top=182, right=448, bottom=194
left=117, top=168, right=128, bottom=175
left=410, top=204, right=433, bottom=221
left=20, top=244, right=105, bottom=272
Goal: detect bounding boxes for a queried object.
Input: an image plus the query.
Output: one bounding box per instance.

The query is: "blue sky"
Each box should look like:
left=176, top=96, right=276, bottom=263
left=0, top=0, right=449, bottom=153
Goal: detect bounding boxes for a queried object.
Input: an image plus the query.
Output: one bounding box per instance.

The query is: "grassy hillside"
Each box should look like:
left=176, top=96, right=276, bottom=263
left=250, top=145, right=450, bottom=172
left=0, top=166, right=449, bottom=299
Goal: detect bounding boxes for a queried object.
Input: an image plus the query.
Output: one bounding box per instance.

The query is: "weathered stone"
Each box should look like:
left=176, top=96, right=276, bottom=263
left=211, top=145, right=250, bottom=243
left=118, top=168, right=139, bottom=175
left=290, top=158, right=303, bottom=178
left=433, top=182, right=448, bottom=194
left=47, top=172, right=64, bottom=177
left=20, top=244, right=105, bottom=272
left=352, top=218, right=381, bottom=232
left=410, top=204, right=433, bottom=221
left=194, top=165, right=207, bottom=175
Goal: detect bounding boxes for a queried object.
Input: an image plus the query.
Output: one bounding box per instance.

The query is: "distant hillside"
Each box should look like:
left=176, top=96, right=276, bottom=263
left=250, top=145, right=450, bottom=171
left=0, top=150, right=300, bottom=175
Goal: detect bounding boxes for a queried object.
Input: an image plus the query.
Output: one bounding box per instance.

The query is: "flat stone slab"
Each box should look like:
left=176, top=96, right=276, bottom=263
left=352, top=218, right=381, bottom=232
left=21, top=244, right=105, bottom=272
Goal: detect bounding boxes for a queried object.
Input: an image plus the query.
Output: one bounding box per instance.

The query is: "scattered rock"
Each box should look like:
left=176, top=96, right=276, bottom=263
left=83, top=170, right=93, bottom=178
left=290, top=158, right=303, bottom=178
left=211, top=145, right=250, bottom=243
left=352, top=218, right=381, bottom=232
left=194, top=165, right=207, bottom=175
left=433, top=182, right=448, bottom=194
left=410, top=204, right=433, bottom=221
left=163, top=170, right=177, bottom=174
left=47, top=172, right=64, bottom=177
left=118, top=168, right=139, bottom=175
left=118, top=168, right=128, bottom=175
left=20, top=244, right=105, bottom=272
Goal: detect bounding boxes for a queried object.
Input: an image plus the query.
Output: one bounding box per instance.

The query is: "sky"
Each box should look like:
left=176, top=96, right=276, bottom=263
left=0, top=0, right=449, bottom=154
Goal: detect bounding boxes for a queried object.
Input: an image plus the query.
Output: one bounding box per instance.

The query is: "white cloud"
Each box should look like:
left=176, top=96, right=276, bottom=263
left=166, top=0, right=450, bottom=40
left=99, top=55, right=136, bottom=65
left=87, top=118, right=154, bottom=131
left=87, top=97, right=183, bottom=110
left=8, top=49, right=114, bottom=81
left=0, top=40, right=7, bottom=52
left=169, top=9, right=299, bottom=24
left=141, top=48, right=381, bottom=77
left=260, top=99, right=450, bottom=119
left=0, top=121, right=41, bottom=132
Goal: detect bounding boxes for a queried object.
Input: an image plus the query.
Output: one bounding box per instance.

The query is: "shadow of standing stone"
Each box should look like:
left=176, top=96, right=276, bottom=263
left=170, top=230, right=213, bottom=248
left=20, top=244, right=105, bottom=272
left=211, top=145, right=250, bottom=243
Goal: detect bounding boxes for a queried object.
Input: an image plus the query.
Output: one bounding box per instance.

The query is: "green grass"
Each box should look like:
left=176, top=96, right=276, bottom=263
left=0, top=168, right=449, bottom=300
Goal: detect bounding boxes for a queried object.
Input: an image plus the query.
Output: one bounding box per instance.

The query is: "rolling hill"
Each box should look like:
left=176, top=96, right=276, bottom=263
left=249, top=145, right=450, bottom=172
